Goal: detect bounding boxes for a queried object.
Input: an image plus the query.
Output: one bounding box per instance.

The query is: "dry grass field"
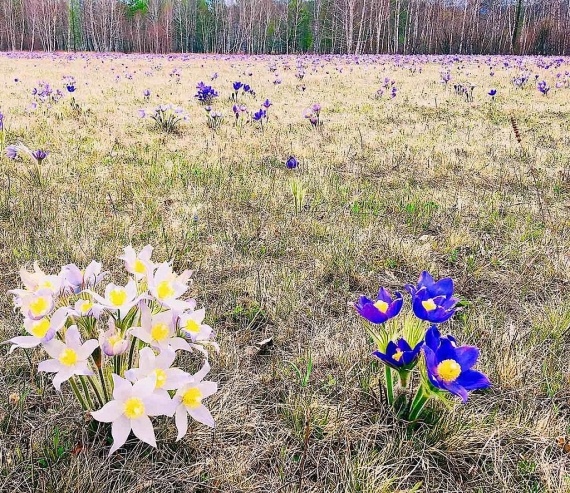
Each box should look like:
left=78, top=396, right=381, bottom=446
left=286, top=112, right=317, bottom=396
left=1, top=52, right=570, bottom=493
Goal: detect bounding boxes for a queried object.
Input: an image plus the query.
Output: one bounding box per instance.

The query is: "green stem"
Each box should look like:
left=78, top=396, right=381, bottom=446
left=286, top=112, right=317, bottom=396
left=127, top=338, right=137, bottom=373
left=98, top=366, right=110, bottom=402
left=69, top=377, right=88, bottom=411
left=399, top=370, right=410, bottom=388
left=384, top=365, right=394, bottom=406
left=408, top=385, right=430, bottom=421
left=78, top=376, right=94, bottom=410
left=86, top=376, right=104, bottom=409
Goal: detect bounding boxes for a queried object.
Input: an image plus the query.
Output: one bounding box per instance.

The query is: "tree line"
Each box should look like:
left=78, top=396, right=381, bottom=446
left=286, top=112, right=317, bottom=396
left=0, top=0, right=568, bottom=55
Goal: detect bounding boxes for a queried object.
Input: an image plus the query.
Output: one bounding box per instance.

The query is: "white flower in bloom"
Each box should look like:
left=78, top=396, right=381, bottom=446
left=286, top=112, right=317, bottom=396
left=148, top=262, right=192, bottom=311
left=173, top=360, right=217, bottom=441
left=38, top=326, right=98, bottom=391
left=91, top=374, right=176, bottom=454
left=6, top=307, right=69, bottom=352
left=119, top=245, right=154, bottom=279
left=125, top=347, right=190, bottom=398
left=130, top=304, right=192, bottom=351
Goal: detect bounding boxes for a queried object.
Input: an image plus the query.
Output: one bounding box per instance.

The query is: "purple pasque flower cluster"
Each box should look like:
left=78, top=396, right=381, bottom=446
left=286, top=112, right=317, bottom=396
left=0, top=111, right=4, bottom=132
left=355, top=271, right=490, bottom=404
left=232, top=104, right=248, bottom=124
left=231, top=81, right=255, bottom=101
left=304, top=103, right=321, bottom=128
left=63, top=75, right=76, bottom=93
left=537, top=80, right=550, bottom=95
left=195, top=82, right=218, bottom=104
left=32, top=81, right=64, bottom=106
left=205, top=106, right=223, bottom=130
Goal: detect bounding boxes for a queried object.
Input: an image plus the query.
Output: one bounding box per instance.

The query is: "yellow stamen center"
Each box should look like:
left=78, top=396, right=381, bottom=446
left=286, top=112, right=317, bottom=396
left=123, top=397, right=145, bottom=419
left=59, top=348, right=78, bottom=367
left=184, top=319, right=201, bottom=334
left=154, top=368, right=167, bottom=388
left=422, top=298, right=437, bottom=311
left=133, top=259, right=146, bottom=274
left=31, top=318, right=51, bottom=338
left=29, top=296, right=49, bottom=317
left=108, top=334, right=123, bottom=346
left=393, top=349, right=404, bottom=362
left=78, top=300, right=93, bottom=314
left=109, top=288, right=127, bottom=307
left=151, top=323, right=170, bottom=342
left=156, top=280, right=175, bottom=300
left=437, top=359, right=462, bottom=382
left=40, top=280, right=54, bottom=290
left=373, top=300, right=389, bottom=313
left=182, top=387, right=202, bottom=409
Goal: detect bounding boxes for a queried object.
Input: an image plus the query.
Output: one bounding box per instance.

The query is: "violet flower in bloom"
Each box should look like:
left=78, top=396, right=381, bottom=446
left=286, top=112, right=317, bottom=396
left=405, top=271, right=458, bottom=324
left=262, top=99, right=272, bottom=109
left=488, top=88, right=497, bottom=97
left=286, top=156, right=298, bottom=169
left=0, top=112, right=4, bottom=131
left=32, top=149, right=49, bottom=164
left=424, top=335, right=490, bottom=402
left=372, top=338, right=423, bottom=371
left=143, top=89, right=151, bottom=99
left=6, top=145, right=18, bottom=159
left=354, top=287, right=403, bottom=324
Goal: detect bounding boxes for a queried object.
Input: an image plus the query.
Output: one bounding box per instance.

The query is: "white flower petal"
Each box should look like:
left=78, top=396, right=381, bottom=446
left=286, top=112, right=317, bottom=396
left=163, top=368, right=191, bottom=390
left=138, top=347, right=156, bottom=372
left=132, top=375, right=156, bottom=398
left=131, top=415, right=156, bottom=448
left=77, top=339, right=98, bottom=360
left=109, top=415, right=131, bottom=454
left=112, top=374, right=133, bottom=400
left=155, top=347, right=176, bottom=369
left=167, top=337, right=192, bottom=352
left=7, top=336, right=40, bottom=350
left=38, top=358, right=62, bottom=373
left=65, top=326, right=82, bottom=349
left=144, top=393, right=176, bottom=417
left=188, top=404, right=215, bottom=428
left=193, top=360, right=211, bottom=382
left=175, top=405, right=188, bottom=441
left=43, top=339, right=66, bottom=358
left=196, top=381, right=218, bottom=399
left=91, top=400, right=123, bottom=423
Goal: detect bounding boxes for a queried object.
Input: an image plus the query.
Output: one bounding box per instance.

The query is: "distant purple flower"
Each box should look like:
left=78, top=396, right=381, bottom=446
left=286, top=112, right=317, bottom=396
left=537, top=80, right=550, bottom=95
left=6, top=145, right=18, bottom=159
left=66, top=85, right=76, bottom=93
left=195, top=82, right=218, bottom=104
left=0, top=112, right=4, bottom=131
left=243, top=84, right=251, bottom=93
left=286, top=156, right=298, bottom=169
left=32, top=149, right=49, bottom=163
left=204, top=105, right=212, bottom=112
left=138, top=109, right=146, bottom=118
left=143, top=89, right=151, bottom=99
left=211, top=72, right=218, bottom=80
left=252, top=108, right=266, bottom=122
left=311, top=103, right=321, bottom=115
left=233, top=81, right=243, bottom=91
left=262, top=99, right=272, bottom=109
left=488, top=89, right=497, bottom=97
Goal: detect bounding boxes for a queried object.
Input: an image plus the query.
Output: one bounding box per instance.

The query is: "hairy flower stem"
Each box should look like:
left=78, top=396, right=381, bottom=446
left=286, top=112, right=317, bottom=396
left=86, top=376, right=104, bottom=409
left=78, top=376, right=94, bottom=410
left=98, top=367, right=110, bottom=402
left=384, top=366, right=394, bottom=406
left=408, top=385, right=429, bottom=421
left=69, top=377, right=88, bottom=411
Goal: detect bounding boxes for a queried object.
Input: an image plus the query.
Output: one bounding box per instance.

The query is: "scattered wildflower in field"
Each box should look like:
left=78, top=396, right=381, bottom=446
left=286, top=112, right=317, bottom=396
left=252, top=108, right=267, bottom=128
left=537, top=80, right=550, bottom=95
left=63, top=76, right=76, bottom=93
left=195, top=81, right=218, bottom=104
left=143, top=89, right=151, bottom=99
left=206, top=109, right=224, bottom=130
left=286, top=156, right=298, bottom=169
left=262, top=99, right=272, bottom=109
left=4, top=246, right=219, bottom=453
left=488, top=88, right=497, bottom=99
left=304, top=104, right=322, bottom=128
left=141, top=104, right=188, bottom=133
left=441, top=71, right=451, bottom=84
left=0, top=111, right=4, bottom=131
left=31, top=149, right=49, bottom=164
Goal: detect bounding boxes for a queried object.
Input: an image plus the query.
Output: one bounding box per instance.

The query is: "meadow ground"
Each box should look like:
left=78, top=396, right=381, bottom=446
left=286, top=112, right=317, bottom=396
left=0, top=52, right=570, bottom=493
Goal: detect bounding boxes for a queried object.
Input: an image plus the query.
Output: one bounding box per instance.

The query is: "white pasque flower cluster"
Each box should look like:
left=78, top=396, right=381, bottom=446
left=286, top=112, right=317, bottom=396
left=4, top=245, right=218, bottom=454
